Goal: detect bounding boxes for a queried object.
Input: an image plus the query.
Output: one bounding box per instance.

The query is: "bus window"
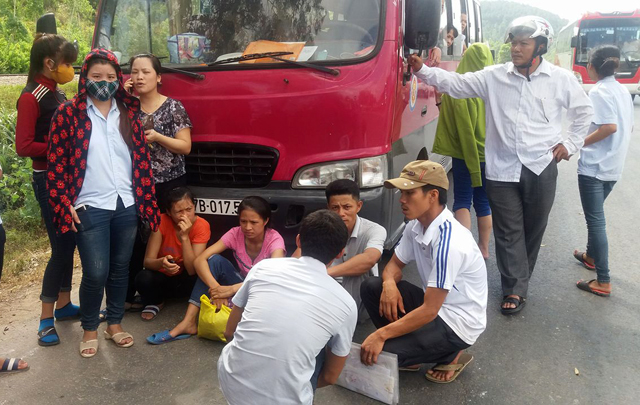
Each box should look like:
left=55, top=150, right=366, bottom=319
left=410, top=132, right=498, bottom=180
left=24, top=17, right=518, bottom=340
left=438, top=0, right=459, bottom=58
left=466, top=0, right=475, bottom=44
left=450, top=0, right=464, bottom=57
left=474, top=0, right=482, bottom=42
left=460, top=0, right=470, bottom=44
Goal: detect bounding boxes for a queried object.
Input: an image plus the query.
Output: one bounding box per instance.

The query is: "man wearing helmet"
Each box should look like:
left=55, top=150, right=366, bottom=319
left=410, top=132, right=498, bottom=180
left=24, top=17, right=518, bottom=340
left=408, top=16, right=593, bottom=315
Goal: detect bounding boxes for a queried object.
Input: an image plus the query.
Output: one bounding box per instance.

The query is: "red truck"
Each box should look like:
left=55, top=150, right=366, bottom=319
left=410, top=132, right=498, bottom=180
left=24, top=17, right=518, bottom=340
left=91, top=0, right=483, bottom=249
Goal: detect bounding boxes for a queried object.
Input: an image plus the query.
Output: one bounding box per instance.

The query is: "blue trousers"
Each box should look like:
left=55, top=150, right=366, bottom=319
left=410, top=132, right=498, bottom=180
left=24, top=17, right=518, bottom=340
left=75, top=198, right=138, bottom=331
left=188, top=254, right=243, bottom=307
left=578, top=175, right=616, bottom=283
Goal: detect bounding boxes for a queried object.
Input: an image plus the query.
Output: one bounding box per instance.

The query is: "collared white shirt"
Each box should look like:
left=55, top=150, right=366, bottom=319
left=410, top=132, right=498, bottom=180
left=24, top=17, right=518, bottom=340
left=331, top=216, right=387, bottom=321
left=415, top=59, right=593, bottom=182
left=76, top=97, right=135, bottom=210
left=578, top=76, right=634, bottom=181
left=218, top=257, right=357, bottom=405
left=395, top=208, right=487, bottom=345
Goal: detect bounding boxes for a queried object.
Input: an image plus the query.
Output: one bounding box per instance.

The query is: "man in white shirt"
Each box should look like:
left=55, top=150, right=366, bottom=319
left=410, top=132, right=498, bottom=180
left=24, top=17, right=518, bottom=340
left=360, top=160, right=487, bottom=383
left=218, top=210, right=357, bottom=405
left=408, top=16, right=593, bottom=314
left=293, top=179, right=387, bottom=322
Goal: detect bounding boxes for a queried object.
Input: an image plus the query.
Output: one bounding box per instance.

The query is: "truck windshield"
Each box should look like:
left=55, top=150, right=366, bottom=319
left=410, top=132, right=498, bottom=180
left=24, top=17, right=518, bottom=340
left=576, top=18, right=640, bottom=64
left=96, top=0, right=382, bottom=67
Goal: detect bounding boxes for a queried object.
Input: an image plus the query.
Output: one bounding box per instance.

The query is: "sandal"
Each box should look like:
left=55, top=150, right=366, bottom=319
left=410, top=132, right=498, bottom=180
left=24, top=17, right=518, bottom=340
left=37, top=318, right=60, bottom=347
left=79, top=339, right=99, bottom=358
left=0, top=358, right=29, bottom=374
left=141, top=304, right=163, bottom=321
left=425, top=353, right=474, bottom=384
left=146, top=330, right=192, bottom=345
left=104, top=331, right=134, bottom=348
left=576, top=279, right=611, bottom=297
left=500, top=296, right=526, bottom=315
left=573, top=250, right=595, bottom=270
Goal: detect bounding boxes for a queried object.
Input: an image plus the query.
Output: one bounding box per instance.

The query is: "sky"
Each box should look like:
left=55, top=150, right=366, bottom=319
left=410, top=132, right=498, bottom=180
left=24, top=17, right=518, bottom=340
left=492, top=0, right=637, bottom=24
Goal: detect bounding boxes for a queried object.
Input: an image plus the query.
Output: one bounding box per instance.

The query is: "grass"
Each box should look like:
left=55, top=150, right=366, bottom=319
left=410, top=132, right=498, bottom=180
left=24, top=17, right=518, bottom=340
left=0, top=80, right=78, bottom=110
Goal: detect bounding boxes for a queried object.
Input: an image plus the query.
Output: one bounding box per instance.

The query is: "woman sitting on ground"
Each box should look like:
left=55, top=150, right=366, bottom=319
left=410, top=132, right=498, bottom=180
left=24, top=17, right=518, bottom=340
left=147, top=196, right=286, bottom=344
left=136, top=187, right=210, bottom=320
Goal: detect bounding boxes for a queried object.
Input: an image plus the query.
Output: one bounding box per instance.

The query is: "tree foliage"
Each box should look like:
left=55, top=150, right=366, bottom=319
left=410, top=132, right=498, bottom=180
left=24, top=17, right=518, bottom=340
left=0, top=0, right=96, bottom=73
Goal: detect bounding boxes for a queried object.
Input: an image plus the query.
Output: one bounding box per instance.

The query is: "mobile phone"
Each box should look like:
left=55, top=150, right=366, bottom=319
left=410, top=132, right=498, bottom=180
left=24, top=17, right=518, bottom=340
left=167, top=258, right=176, bottom=264
left=74, top=204, right=87, bottom=212
left=143, top=116, right=154, bottom=131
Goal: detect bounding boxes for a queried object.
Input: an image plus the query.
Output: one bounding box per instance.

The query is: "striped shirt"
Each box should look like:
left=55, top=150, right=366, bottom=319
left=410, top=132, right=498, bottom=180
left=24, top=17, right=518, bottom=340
left=395, top=208, right=487, bottom=345
left=415, top=59, right=593, bottom=182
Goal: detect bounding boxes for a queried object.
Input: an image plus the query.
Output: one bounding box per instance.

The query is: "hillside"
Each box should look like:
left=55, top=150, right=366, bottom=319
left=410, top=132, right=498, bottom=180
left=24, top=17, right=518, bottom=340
left=482, top=1, right=568, bottom=45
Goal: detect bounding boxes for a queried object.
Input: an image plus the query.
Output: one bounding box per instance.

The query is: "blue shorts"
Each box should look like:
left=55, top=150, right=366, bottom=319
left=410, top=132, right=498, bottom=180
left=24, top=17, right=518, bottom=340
left=451, top=158, right=491, bottom=217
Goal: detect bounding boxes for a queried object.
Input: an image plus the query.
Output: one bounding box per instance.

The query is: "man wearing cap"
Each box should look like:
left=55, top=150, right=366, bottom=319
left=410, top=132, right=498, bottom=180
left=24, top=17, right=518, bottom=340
left=407, top=16, right=593, bottom=314
left=360, top=160, right=487, bottom=383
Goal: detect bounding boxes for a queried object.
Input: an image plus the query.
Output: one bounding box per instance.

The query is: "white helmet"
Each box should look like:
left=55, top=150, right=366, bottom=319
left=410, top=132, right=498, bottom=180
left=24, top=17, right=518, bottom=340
left=504, top=16, right=554, bottom=53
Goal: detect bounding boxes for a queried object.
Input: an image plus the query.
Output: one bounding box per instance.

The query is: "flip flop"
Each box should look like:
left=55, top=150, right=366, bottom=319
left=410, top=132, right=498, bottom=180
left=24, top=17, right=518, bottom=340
left=0, top=358, right=29, bottom=374
left=146, top=329, right=192, bottom=345
left=104, top=331, right=134, bottom=348
left=576, top=279, right=611, bottom=297
left=399, top=365, right=422, bottom=372
left=425, top=353, right=474, bottom=384
left=500, top=296, right=526, bottom=315
left=79, top=339, right=99, bottom=358
left=573, top=250, right=595, bottom=270
left=141, top=304, right=162, bottom=322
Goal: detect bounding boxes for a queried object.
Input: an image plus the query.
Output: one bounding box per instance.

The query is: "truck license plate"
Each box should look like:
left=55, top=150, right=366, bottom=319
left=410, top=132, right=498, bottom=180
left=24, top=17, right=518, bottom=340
left=194, top=198, right=241, bottom=216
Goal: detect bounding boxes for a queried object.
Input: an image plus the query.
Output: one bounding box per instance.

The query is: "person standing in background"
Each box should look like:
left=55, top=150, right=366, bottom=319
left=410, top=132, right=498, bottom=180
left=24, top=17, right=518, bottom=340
left=15, top=33, right=79, bottom=347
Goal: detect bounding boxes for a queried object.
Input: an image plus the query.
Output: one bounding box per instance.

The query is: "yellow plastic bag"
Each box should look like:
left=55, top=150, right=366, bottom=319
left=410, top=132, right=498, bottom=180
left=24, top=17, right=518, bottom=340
left=198, top=294, right=231, bottom=342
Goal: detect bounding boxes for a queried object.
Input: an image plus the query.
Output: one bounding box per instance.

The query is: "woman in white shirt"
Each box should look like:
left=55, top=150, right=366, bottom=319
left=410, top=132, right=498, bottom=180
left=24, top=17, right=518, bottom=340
left=574, top=45, right=634, bottom=297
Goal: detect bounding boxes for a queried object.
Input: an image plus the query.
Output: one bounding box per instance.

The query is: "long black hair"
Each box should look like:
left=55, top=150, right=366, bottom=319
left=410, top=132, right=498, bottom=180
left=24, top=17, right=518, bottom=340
left=589, top=45, right=620, bottom=79
left=27, top=33, right=77, bottom=84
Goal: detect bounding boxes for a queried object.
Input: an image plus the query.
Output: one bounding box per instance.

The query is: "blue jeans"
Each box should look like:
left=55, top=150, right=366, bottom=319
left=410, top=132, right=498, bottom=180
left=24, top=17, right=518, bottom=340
left=75, top=197, right=138, bottom=331
left=188, top=255, right=244, bottom=307
left=451, top=158, right=491, bottom=217
left=578, top=175, right=616, bottom=283
left=33, top=172, right=77, bottom=302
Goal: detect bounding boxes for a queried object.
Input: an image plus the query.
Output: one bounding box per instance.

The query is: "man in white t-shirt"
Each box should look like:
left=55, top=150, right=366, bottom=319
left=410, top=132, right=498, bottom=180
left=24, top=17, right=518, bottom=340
left=360, top=160, right=487, bottom=383
left=218, top=210, right=357, bottom=405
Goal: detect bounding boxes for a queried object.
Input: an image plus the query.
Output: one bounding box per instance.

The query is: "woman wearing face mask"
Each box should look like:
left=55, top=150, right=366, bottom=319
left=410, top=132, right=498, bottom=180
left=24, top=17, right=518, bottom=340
left=47, top=49, right=160, bottom=357
left=121, top=54, right=192, bottom=313
left=16, top=33, right=78, bottom=347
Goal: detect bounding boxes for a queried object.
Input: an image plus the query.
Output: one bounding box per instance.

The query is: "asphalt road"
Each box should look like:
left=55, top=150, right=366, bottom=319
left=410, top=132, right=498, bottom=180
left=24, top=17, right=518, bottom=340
left=1, top=100, right=638, bottom=404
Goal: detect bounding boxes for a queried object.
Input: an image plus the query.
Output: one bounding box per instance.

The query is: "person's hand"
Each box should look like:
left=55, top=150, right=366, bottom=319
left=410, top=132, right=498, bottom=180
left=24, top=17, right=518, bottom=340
left=379, top=281, right=405, bottom=322
left=124, top=78, right=134, bottom=94
left=212, top=298, right=228, bottom=313
left=428, top=47, right=441, bottom=67
left=552, top=144, right=570, bottom=162
left=69, top=205, right=81, bottom=233
left=162, top=255, right=180, bottom=274
left=145, top=129, right=161, bottom=144
left=209, top=285, right=236, bottom=300
left=408, top=53, right=424, bottom=72
left=176, top=216, right=193, bottom=242
left=361, top=331, right=385, bottom=366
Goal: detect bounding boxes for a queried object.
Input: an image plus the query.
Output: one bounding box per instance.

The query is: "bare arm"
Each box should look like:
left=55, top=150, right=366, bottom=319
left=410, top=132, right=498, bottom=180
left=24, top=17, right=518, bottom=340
left=146, top=127, right=191, bottom=155
left=143, top=230, right=165, bottom=270
left=193, top=239, right=228, bottom=289
left=379, top=254, right=407, bottom=322
left=584, top=124, right=617, bottom=147
left=270, top=249, right=286, bottom=258
left=182, top=241, right=207, bottom=276
left=361, top=287, right=448, bottom=365
left=328, top=248, right=381, bottom=278
left=317, top=349, right=349, bottom=388
left=223, top=305, right=244, bottom=342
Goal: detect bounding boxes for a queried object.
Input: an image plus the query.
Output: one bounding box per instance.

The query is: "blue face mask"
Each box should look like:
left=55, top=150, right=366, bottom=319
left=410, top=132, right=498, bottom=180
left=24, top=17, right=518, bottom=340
left=86, top=79, right=119, bottom=101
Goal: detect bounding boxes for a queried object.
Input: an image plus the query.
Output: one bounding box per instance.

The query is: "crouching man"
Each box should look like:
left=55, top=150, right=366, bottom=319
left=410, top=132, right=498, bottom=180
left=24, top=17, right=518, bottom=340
left=218, top=210, right=358, bottom=404
left=360, top=161, right=487, bottom=383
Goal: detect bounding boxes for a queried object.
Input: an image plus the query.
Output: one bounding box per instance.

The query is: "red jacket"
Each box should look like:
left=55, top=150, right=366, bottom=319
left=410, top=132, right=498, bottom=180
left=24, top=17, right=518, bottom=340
left=16, top=75, right=67, bottom=170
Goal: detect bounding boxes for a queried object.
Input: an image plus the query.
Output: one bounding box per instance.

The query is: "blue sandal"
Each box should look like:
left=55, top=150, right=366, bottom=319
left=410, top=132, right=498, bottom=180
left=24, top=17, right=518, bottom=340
left=38, top=318, right=60, bottom=346
left=0, top=358, right=29, bottom=374
left=54, top=302, right=80, bottom=321
left=146, top=329, right=191, bottom=345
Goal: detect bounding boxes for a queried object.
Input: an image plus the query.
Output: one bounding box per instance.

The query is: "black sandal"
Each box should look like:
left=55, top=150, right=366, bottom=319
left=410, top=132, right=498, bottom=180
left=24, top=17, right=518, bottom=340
left=500, top=296, right=526, bottom=315
left=573, top=250, right=595, bottom=270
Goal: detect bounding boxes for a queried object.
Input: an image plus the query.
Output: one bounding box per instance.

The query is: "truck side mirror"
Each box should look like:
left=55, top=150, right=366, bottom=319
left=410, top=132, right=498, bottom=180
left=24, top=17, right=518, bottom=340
left=405, top=0, right=441, bottom=51
left=570, top=36, right=578, bottom=48
left=36, top=13, right=57, bottom=35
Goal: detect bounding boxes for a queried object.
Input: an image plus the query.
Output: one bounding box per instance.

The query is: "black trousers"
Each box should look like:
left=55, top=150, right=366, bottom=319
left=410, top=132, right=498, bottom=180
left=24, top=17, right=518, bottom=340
left=0, top=223, right=5, bottom=281
left=135, top=268, right=196, bottom=305
left=485, top=161, right=557, bottom=298
left=360, top=277, right=470, bottom=367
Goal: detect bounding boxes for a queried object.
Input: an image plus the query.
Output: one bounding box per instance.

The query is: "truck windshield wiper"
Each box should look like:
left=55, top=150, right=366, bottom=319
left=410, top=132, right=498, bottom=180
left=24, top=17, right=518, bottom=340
left=208, top=51, right=340, bottom=76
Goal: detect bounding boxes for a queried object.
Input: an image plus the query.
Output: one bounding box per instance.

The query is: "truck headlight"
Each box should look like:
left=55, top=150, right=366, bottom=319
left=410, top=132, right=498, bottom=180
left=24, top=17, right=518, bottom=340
left=292, top=155, right=388, bottom=189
